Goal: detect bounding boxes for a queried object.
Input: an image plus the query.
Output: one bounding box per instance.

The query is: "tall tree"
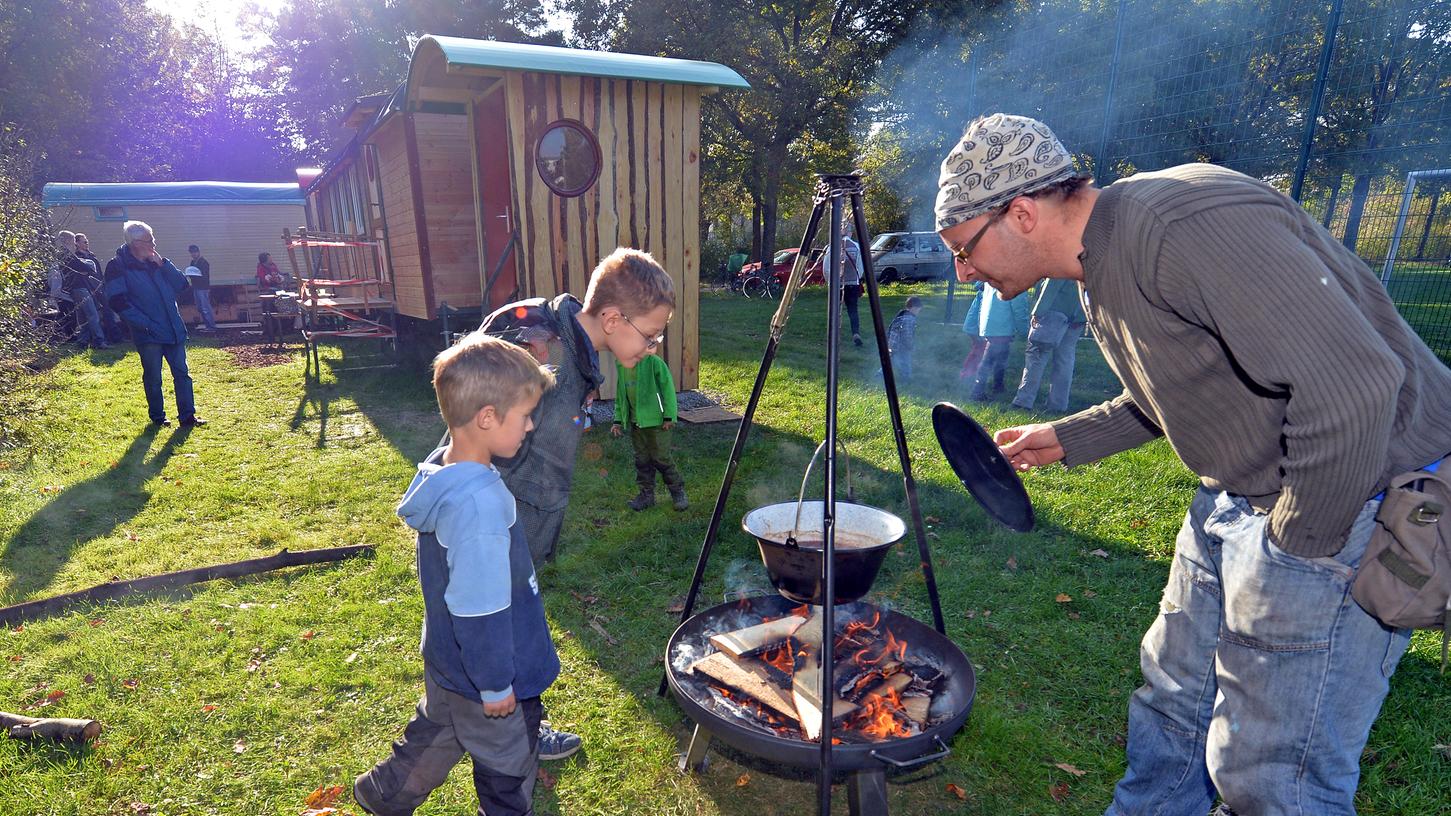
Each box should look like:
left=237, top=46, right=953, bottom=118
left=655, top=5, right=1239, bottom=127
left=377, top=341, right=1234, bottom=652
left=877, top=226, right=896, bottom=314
left=256, top=0, right=562, bottom=162
left=570, top=0, right=955, bottom=267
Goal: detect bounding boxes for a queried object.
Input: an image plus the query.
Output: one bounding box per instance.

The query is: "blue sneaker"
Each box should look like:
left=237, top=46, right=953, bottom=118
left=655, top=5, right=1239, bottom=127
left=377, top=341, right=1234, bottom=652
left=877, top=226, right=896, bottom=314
left=538, top=722, right=582, bottom=760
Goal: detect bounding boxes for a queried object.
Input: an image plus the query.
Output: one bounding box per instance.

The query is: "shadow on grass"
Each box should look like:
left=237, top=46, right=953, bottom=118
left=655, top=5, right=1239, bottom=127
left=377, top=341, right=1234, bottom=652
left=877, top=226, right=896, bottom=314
left=2, top=425, right=192, bottom=605
left=289, top=341, right=439, bottom=461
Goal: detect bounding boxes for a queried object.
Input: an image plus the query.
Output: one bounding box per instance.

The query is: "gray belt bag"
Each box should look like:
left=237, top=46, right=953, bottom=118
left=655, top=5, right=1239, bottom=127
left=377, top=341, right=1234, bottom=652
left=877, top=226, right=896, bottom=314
left=1353, top=467, right=1451, bottom=670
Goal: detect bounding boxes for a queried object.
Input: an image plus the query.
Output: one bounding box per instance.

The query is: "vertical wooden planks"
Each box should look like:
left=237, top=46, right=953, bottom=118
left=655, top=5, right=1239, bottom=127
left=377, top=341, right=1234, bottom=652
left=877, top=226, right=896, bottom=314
left=663, top=83, right=684, bottom=376
left=681, top=88, right=702, bottom=389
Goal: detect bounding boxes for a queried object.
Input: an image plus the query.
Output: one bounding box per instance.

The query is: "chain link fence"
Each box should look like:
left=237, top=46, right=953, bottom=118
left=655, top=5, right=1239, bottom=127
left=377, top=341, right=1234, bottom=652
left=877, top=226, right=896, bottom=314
left=891, top=0, right=1450, bottom=357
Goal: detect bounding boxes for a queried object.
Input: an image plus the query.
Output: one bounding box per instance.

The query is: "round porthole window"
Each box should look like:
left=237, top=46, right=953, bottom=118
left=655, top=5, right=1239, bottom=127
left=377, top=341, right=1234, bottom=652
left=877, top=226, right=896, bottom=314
left=535, top=120, right=601, bottom=197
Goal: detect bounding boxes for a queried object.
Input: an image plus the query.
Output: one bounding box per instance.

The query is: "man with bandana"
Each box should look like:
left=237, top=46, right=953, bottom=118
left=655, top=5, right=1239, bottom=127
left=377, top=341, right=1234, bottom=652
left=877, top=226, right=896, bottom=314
left=935, top=113, right=1451, bottom=815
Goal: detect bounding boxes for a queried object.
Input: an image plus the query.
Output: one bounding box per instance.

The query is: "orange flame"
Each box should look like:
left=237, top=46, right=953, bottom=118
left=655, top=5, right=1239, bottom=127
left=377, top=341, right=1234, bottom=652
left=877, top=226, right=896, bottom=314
left=854, top=687, right=912, bottom=740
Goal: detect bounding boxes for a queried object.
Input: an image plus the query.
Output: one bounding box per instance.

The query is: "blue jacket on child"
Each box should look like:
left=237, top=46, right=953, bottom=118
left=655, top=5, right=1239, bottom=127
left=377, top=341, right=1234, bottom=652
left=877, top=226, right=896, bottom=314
left=399, top=446, right=560, bottom=703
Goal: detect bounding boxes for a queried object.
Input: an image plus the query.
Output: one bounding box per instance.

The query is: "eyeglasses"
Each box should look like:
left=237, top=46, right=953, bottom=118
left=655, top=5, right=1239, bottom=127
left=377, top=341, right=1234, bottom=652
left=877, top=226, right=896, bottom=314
left=621, top=314, right=665, bottom=350
left=945, top=206, right=1007, bottom=267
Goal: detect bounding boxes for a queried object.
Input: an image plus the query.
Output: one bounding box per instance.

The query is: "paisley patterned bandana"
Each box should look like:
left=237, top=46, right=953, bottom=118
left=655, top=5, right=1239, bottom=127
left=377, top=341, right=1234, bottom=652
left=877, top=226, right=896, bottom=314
left=935, top=114, right=1078, bottom=232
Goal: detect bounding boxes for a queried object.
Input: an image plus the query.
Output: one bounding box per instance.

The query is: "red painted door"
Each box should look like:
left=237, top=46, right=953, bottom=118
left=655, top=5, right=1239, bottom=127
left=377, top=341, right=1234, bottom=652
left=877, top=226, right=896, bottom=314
left=473, top=86, right=518, bottom=311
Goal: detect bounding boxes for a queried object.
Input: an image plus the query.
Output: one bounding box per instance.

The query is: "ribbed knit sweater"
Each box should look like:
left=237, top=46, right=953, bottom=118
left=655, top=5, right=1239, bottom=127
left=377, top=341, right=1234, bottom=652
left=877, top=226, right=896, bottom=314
left=1051, top=163, right=1451, bottom=557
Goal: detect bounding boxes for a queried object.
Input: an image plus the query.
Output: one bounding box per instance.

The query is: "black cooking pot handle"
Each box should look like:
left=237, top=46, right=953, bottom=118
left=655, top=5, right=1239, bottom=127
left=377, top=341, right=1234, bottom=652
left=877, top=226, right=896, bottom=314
left=789, top=439, right=856, bottom=546
left=869, top=736, right=951, bottom=769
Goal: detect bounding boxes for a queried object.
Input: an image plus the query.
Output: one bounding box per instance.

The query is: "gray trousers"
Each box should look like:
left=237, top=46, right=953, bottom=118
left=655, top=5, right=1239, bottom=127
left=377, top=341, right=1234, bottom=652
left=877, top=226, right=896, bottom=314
left=1013, top=310, right=1083, bottom=412
left=357, top=671, right=543, bottom=816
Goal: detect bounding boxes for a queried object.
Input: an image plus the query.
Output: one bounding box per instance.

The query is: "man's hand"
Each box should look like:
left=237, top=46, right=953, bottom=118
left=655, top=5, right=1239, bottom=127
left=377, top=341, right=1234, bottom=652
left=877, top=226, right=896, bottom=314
left=662, top=421, right=674, bottom=430
left=482, top=693, right=517, bottom=718
left=610, top=423, right=623, bottom=437
left=994, top=423, right=1065, bottom=472
left=148, top=248, right=163, bottom=266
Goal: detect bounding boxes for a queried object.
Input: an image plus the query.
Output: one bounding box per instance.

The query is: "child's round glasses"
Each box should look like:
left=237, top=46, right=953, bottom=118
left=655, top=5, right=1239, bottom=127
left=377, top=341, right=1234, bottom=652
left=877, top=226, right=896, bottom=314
left=622, top=314, right=665, bottom=350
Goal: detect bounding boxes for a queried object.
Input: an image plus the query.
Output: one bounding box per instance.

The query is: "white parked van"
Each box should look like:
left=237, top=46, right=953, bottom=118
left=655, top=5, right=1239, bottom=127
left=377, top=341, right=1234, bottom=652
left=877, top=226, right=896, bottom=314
left=869, top=231, right=952, bottom=282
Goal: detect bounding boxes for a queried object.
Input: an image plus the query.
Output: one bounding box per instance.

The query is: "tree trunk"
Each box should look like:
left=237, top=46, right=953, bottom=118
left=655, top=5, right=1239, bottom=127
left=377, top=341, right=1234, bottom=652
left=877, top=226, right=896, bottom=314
left=1414, top=187, right=1442, bottom=261
left=1341, top=173, right=1373, bottom=256
left=750, top=197, right=762, bottom=269
left=759, top=147, right=787, bottom=282
left=1321, top=175, right=1343, bottom=230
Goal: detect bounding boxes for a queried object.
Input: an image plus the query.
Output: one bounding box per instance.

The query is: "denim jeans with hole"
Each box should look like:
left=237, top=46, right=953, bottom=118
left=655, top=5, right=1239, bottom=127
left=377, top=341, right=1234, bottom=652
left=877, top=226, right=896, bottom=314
left=1106, top=487, right=1411, bottom=816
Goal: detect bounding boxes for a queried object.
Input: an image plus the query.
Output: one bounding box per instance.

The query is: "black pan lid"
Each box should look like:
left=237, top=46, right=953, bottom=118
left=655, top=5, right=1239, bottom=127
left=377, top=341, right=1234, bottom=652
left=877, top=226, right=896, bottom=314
left=931, top=402, right=1035, bottom=532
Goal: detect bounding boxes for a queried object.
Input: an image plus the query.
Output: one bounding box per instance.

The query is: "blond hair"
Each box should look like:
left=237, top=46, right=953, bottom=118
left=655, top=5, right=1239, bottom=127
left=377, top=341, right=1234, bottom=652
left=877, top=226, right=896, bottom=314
left=582, top=247, right=675, bottom=316
left=433, top=333, right=555, bottom=428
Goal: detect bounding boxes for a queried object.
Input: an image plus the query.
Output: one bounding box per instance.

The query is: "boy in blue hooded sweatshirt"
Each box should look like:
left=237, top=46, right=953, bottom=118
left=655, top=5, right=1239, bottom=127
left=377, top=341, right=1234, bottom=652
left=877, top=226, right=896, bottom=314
left=355, top=334, right=558, bottom=816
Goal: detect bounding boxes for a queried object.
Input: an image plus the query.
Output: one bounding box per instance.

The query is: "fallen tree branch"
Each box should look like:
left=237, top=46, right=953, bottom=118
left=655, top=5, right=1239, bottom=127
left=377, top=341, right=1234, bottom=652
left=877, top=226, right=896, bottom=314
left=0, top=545, right=375, bottom=627
left=1, top=711, right=102, bottom=742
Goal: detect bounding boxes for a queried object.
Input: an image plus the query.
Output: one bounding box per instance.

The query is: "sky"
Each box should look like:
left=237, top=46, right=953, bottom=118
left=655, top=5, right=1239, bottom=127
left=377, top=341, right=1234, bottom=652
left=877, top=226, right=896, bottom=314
left=145, top=0, right=574, bottom=54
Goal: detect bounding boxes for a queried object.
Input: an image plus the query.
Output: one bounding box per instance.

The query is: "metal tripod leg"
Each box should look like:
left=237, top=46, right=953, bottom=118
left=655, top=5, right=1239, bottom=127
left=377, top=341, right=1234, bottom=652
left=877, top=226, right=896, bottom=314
left=849, top=190, right=948, bottom=635
left=847, top=768, right=889, bottom=816
left=677, top=724, right=712, bottom=774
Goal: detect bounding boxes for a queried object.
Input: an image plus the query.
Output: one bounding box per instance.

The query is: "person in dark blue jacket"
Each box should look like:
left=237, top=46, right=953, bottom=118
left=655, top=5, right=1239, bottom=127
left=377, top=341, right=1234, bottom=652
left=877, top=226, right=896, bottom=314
left=103, top=221, right=205, bottom=427
left=355, top=334, right=558, bottom=816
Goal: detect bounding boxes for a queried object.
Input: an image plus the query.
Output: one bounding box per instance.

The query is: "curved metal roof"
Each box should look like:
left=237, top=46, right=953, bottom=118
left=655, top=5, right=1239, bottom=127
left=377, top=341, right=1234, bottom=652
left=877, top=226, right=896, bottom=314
left=43, top=181, right=304, bottom=207
left=416, top=36, right=751, bottom=90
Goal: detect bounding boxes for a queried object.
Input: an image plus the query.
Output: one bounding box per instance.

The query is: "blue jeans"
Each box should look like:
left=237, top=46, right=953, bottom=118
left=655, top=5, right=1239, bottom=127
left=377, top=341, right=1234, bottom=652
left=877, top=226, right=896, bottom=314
left=1013, top=310, right=1082, bottom=411
left=73, top=288, right=105, bottom=346
left=192, top=288, right=217, bottom=331
left=137, top=342, right=195, bottom=423
left=1107, top=488, right=1411, bottom=816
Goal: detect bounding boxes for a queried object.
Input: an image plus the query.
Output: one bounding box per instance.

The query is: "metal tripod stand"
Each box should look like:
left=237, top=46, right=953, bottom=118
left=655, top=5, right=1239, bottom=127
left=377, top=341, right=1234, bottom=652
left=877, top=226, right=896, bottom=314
left=662, top=173, right=947, bottom=816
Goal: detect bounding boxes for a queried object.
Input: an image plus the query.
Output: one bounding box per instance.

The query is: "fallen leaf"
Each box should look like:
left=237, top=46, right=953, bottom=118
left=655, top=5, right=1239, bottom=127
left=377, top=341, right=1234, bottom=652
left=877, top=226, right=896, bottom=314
left=927, top=531, right=940, bottom=539
left=736, top=773, right=751, bottom=787
left=589, top=618, right=619, bottom=646
left=122, top=678, right=139, bottom=689
left=1067, top=611, right=1081, bottom=620
left=40, top=688, right=65, bottom=706
left=245, top=658, right=263, bottom=672
left=1089, top=548, right=1110, bottom=559
left=129, top=802, right=152, bottom=815
left=926, top=515, right=941, bottom=524
left=8, top=655, right=21, bottom=663
left=665, top=596, right=686, bottom=614
left=946, top=782, right=967, bottom=800
left=1050, top=781, right=1071, bottom=801
left=233, top=738, right=247, bottom=753
left=89, top=618, right=105, bottom=627
left=1055, top=593, right=1073, bottom=603
left=202, top=704, right=217, bottom=713
left=303, top=784, right=343, bottom=810
left=570, top=591, right=600, bottom=605
left=537, top=766, right=557, bottom=790
left=345, top=652, right=359, bottom=664
left=1435, top=743, right=1451, bottom=761
left=964, top=610, right=976, bottom=619
left=981, top=609, right=991, bottom=617
left=11, top=625, right=22, bottom=632
left=83, top=673, right=95, bottom=684
left=1129, top=518, right=1147, bottom=529
left=1054, top=762, right=1087, bottom=777
left=126, top=531, right=139, bottom=541
left=300, top=630, right=316, bottom=641
left=1083, top=589, right=1097, bottom=599
left=1005, top=555, right=1018, bottom=571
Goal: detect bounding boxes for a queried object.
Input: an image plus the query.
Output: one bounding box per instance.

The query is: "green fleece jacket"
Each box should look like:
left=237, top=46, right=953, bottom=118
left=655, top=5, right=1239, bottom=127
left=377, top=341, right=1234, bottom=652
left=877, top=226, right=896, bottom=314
left=614, top=354, right=678, bottom=429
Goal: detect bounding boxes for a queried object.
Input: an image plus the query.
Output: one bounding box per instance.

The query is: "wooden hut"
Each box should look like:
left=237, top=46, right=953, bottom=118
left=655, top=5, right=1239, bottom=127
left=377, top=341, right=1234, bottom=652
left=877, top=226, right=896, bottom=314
left=42, top=181, right=306, bottom=323
left=303, top=36, right=749, bottom=395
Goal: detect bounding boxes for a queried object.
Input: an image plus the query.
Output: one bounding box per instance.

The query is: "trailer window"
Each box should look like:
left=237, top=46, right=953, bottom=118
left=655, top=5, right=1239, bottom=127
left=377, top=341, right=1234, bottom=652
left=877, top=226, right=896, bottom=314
left=535, top=120, right=601, bottom=198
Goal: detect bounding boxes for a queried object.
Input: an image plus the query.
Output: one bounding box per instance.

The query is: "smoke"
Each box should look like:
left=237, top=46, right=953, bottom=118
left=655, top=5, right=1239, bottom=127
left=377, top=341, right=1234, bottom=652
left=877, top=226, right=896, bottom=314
left=863, top=0, right=1300, bottom=228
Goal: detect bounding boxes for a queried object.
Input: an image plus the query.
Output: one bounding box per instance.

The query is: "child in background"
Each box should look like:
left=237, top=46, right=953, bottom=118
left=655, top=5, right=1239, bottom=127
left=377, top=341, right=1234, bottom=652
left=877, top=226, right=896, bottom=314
left=612, top=350, right=687, bottom=511
left=887, top=296, right=924, bottom=381
left=355, top=334, right=558, bottom=816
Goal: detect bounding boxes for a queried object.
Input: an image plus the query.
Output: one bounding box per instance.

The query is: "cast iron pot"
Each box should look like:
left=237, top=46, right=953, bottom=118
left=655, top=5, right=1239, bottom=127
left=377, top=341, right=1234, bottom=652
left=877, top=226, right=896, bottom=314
left=743, top=500, right=906, bottom=605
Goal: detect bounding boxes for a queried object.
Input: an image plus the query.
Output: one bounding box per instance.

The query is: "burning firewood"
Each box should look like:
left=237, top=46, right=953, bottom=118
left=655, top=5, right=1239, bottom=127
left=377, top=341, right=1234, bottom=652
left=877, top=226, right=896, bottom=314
left=863, top=669, right=912, bottom=700
left=690, top=652, right=800, bottom=723
left=708, top=615, right=808, bottom=658
left=1, top=711, right=102, bottom=742
left=792, top=652, right=858, bottom=741
left=901, top=695, right=931, bottom=724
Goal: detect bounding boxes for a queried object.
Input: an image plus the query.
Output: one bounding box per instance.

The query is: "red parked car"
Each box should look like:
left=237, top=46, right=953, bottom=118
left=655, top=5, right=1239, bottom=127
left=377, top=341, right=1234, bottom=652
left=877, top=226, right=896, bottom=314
left=739, top=247, right=826, bottom=286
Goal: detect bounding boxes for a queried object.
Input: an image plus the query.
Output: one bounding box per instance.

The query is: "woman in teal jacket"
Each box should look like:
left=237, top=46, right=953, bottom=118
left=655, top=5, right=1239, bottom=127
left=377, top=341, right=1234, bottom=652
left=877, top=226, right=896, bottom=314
left=612, top=353, right=688, bottom=511
left=970, top=283, right=1029, bottom=400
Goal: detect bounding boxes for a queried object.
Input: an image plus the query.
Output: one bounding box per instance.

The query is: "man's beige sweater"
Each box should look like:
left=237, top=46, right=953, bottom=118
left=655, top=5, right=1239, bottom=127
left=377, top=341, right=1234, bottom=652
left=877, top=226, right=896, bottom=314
left=1051, top=163, right=1451, bottom=557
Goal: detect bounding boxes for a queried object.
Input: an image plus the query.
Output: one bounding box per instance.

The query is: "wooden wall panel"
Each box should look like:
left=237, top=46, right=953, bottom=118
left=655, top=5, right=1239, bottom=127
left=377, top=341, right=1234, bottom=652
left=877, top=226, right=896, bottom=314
left=372, top=119, right=428, bottom=319
left=415, top=112, right=481, bottom=314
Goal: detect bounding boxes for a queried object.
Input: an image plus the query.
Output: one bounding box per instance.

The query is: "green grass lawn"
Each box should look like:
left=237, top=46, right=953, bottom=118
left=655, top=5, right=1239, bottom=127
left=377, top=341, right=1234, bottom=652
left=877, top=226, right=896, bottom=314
left=2, top=288, right=1449, bottom=815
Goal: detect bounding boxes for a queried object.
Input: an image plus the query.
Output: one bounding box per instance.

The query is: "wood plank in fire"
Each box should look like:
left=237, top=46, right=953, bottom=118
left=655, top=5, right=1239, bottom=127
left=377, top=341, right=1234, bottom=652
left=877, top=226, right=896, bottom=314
left=690, top=651, right=800, bottom=724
